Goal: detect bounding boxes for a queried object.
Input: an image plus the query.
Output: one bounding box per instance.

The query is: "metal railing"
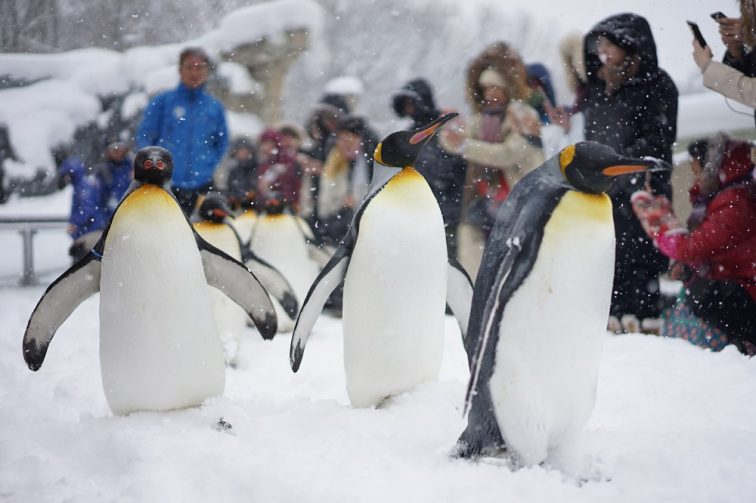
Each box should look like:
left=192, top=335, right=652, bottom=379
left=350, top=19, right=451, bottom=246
left=0, top=216, right=68, bottom=286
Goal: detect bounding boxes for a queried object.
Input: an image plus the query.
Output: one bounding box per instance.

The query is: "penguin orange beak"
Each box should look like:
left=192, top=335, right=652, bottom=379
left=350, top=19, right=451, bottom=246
left=212, top=208, right=229, bottom=218
left=409, top=112, right=459, bottom=145
left=602, top=160, right=656, bottom=176
left=602, top=165, right=648, bottom=176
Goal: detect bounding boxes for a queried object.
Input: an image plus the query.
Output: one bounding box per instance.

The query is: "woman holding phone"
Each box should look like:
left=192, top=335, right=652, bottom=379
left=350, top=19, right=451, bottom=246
left=692, top=3, right=756, bottom=109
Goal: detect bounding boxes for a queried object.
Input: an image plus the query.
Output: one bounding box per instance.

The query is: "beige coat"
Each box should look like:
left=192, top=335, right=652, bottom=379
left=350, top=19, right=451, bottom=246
left=702, top=59, right=756, bottom=108
left=447, top=101, right=544, bottom=278
left=458, top=102, right=545, bottom=219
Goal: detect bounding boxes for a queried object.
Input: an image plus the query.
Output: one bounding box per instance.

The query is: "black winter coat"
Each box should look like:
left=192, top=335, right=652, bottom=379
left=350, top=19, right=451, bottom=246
left=392, top=79, right=467, bottom=229
left=581, top=13, right=679, bottom=318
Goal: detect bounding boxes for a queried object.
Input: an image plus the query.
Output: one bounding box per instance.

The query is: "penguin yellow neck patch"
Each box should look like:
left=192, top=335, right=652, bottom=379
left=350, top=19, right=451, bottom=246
left=557, top=191, right=612, bottom=223
left=559, top=145, right=576, bottom=175
left=194, top=221, right=222, bottom=233
left=116, top=185, right=182, bottom=221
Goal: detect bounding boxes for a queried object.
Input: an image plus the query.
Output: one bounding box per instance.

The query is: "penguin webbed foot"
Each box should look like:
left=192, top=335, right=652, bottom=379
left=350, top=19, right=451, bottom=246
left=451, top=420, right=508, bottom=460
left=450, top=437, right=508, bottom=460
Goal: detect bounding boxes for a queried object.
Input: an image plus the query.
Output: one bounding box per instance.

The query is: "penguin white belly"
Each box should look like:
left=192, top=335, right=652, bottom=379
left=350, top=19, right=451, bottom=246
left=251, top=215, right=319, bottom=332
left=489, top=191, right=614, bottom=465
left=100, top=186, right=225, bottom=415
left=342, top=169, right=447, bottom=407
left=231, top=210, right=257, bottom=245
left=194, top=223, right=248, bottom=366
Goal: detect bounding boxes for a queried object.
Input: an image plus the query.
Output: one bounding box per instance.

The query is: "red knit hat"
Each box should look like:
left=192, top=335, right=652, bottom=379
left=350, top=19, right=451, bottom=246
left=259, top=129, right=282, bottom=145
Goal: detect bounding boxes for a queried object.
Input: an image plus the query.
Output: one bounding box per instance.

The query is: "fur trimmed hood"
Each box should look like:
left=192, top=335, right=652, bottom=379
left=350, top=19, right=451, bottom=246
left=693, top=134, right=754, bottom=199
left=465, top=42, right=530, bottom=113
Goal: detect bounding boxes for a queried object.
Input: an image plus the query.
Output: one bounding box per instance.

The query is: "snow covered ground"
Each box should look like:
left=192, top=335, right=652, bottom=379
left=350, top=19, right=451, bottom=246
left=1, top=192, right=755, bottom=502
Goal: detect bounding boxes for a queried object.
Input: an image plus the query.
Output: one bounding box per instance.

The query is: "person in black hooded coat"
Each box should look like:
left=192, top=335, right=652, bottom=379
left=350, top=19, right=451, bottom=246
left=392, top=78, right=467, bottom=256
left=580, top=13, right=678, bottom=330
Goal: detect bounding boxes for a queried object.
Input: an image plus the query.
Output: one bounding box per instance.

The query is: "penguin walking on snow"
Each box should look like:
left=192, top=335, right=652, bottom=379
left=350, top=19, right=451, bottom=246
left=290, top=114, right=474, bottom=408
left=453, top=142, right=664, bottom=466
left=194, top=192, right=298, bottom=365
left=23, top=147, right=279, bottom=415
left=249, top=195, right=321, bottom=333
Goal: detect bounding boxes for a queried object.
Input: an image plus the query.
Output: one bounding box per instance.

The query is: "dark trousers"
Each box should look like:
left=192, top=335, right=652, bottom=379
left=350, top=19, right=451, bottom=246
left=172, top=183, right=212, bottom=217
left=687, top=278, right=756, bottom=352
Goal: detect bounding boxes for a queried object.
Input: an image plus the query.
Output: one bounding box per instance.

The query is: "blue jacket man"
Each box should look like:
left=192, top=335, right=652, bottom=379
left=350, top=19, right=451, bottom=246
left=136, top=47, right=229, bottom=214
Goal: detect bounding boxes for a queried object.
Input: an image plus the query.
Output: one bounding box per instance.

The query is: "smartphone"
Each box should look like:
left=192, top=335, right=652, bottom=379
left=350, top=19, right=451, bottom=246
left=687, top=21, right=708, bottom=48
left=711, top=12, right=727, bottom=20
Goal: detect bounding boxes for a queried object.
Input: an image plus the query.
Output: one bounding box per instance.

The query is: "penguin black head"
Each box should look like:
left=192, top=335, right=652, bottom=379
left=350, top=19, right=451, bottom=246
left=263, top=193, right=286, bottom=215
left=133, top=146, right=173, bottom=185
left=558, top=142, right=665, bottom=194
left=374, top=112, right=458, bottom=167
left=197, top=192, right=232, bottom=223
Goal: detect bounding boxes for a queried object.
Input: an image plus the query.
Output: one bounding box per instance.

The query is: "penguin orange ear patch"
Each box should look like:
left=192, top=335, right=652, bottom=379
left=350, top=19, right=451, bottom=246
left=559, top=145, right=576, bottom=173
left=374, top=144, right=384, bottom=165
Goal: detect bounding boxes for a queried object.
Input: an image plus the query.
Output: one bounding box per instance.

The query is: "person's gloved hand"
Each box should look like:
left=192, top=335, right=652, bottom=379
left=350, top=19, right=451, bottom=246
left=630, top=190, right=686, bottom=244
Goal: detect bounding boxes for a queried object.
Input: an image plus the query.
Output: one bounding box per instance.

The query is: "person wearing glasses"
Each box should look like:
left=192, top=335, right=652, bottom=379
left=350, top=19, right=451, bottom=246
left=136, top=47, right=229, bottom=215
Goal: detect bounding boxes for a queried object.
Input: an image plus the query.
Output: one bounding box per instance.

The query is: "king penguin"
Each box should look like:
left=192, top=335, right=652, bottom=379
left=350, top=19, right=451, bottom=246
left=194, top=192, right=298, bottom=365
left=453, top=142, right=664, bottom=466
left=289, top=114, right=474, bottom=408
left=23, top=147, right=279, bottom=415
left=249, top=195, right=322, bottom=332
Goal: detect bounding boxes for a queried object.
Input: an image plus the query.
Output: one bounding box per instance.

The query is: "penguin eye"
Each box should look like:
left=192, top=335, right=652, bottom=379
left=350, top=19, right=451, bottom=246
left=143, top=160, right=153, bottom=169
left=156, top=160, right=165, bottom=169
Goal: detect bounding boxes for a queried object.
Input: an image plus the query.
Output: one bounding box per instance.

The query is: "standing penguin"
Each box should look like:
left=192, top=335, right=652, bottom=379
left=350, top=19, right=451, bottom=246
left=453, top=142, right=662, bottom=466
left=230, top=192, right=258, bottom=245
left=194, top=192, right=297, bottom=365
left=249, top=195, right=321, bottom=332
left=290, top=114, right=474, bottom=408
left=23, top=147, right=278, bottom=415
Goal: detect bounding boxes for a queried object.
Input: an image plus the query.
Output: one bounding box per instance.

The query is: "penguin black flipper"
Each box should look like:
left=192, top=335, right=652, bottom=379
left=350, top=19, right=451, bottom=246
left=288, top=166, right=396, bottom=372
left=291, top=215, right=335, bottom=269
left=289, top=238, right=352, bottom=372
left=198, top=237, right=278, bottom=340
left=446, top=255, right=474, bottom=340
left=455, top=159, right=568, bottom=458
left=305, top=242, right=336, bottom=270
left=23, top=239, right=104, bottom=371
left=241, top=247, right=299, bottom=320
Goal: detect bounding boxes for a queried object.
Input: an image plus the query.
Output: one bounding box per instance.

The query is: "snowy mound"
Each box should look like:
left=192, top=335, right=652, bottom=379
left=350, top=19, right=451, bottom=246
left=0, top=0, right=324, bottom=173
left=0, top=177, right=754, bottom=502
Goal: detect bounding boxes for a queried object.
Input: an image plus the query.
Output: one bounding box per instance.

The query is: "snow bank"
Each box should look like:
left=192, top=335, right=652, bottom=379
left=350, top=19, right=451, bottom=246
left=0, top=189, right=754, bottom=502
left=197, top=0, right=324, bottom=54
left=0, top=0, right=324, bottom=172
